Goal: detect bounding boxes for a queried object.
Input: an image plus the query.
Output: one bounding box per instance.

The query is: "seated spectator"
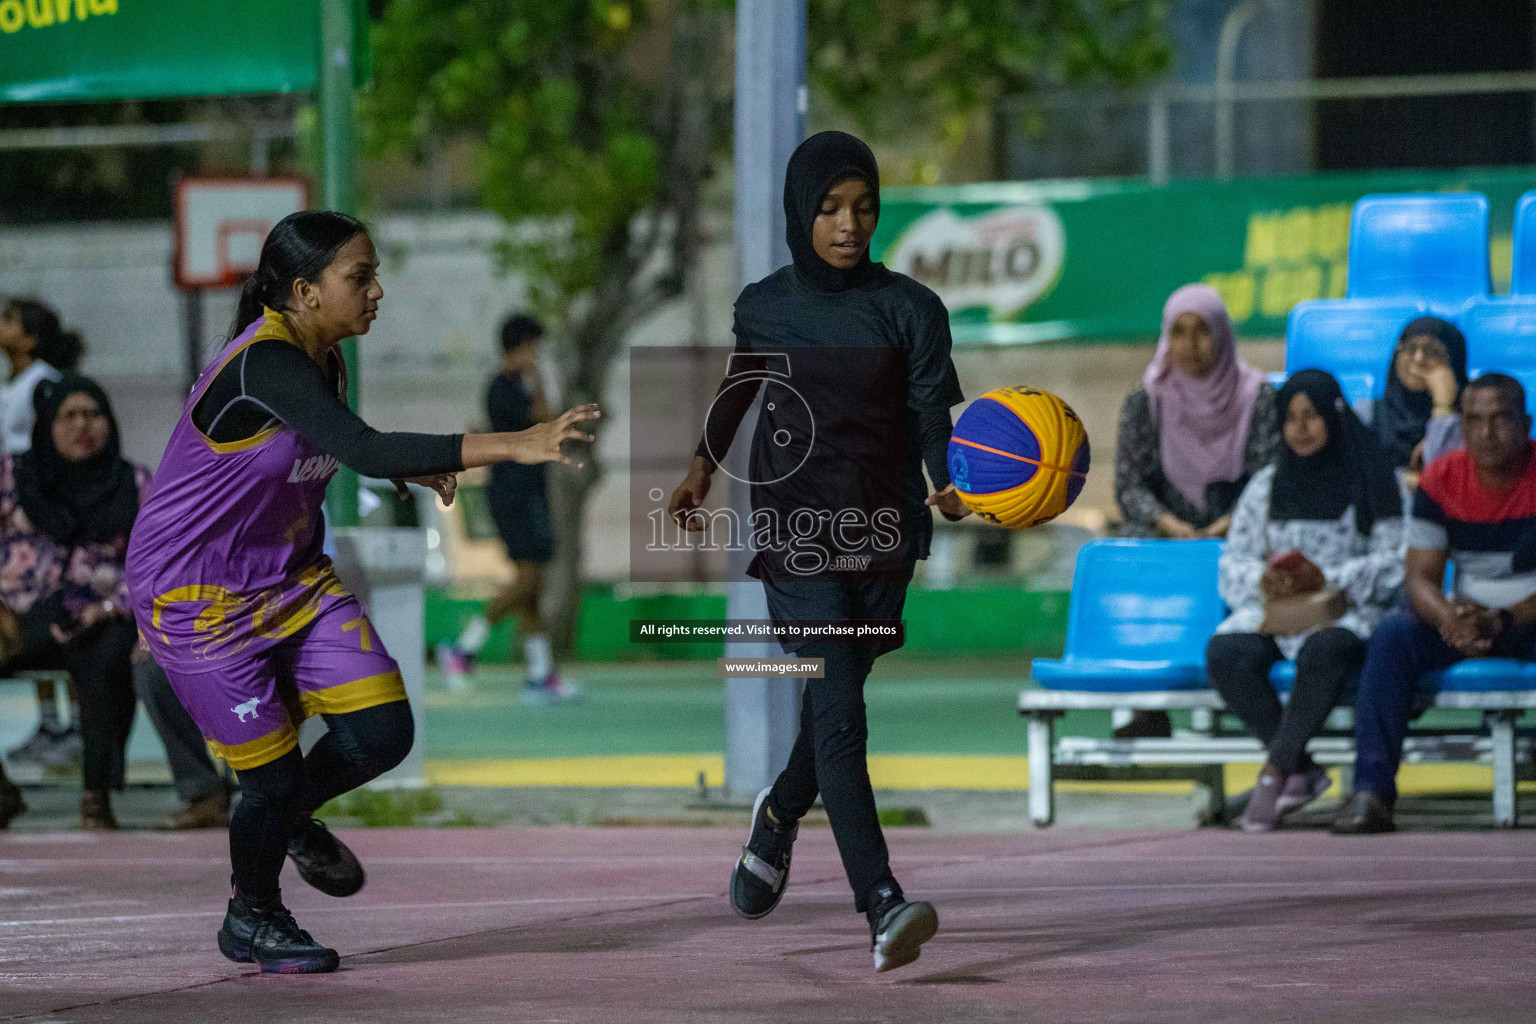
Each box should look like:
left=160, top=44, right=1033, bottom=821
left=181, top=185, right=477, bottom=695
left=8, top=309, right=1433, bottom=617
left=1334, top=373, right=1536, bottom=834
left=1206, top=370, right=1406, bottom=832
left=1, top=297, right=83, bottom=769
left=132, top=648, right=231, bottom=829
left=1114, top=284, right=1279, bottom=738
left=0, top=375, right=149, bottom=829
left=1362, top=316, right=1467, bottom=477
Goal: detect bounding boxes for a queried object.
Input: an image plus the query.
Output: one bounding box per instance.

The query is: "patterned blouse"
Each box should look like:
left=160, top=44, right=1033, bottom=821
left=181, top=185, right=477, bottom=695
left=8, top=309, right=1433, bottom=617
left=1114, top=383, right=1280, bottom=536
left=0, top=454, right=153, bottom=621
left=1215, top=465, right=1408, bottom=659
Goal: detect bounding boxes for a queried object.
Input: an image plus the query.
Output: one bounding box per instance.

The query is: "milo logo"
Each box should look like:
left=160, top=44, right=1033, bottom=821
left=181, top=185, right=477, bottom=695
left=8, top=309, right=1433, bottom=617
left=886, top=205, right=1065, bottom=317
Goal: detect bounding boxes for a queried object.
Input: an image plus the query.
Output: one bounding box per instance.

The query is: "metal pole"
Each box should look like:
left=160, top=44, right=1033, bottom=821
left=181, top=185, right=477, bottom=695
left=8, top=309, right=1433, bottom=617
left=724, top=0, right=805, bottom=800
left=1147, top=88, right=1170, bottom=186
left=320, top=0, right=360, bottom=526
left=1214, top=0, right=1259, bottom=182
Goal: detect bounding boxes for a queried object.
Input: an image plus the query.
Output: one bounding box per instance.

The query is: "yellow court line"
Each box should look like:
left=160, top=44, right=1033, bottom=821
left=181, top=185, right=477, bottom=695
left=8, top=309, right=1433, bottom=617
left=425, top=754, right=1536, bottom=795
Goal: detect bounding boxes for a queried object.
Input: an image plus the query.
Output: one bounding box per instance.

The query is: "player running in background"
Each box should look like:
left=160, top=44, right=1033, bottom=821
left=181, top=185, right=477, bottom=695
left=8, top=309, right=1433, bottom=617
left=126, top=211, right=598, bottom=974
left=438, top=312, right=575, bottom=703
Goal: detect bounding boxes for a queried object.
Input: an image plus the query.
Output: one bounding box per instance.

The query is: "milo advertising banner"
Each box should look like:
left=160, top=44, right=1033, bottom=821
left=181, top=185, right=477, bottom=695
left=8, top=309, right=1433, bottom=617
left=872, top=168, right=1536, bottom=345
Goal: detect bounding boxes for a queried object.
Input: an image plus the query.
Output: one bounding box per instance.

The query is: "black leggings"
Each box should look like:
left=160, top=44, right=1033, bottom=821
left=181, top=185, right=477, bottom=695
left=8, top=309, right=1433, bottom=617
left=1206, top=628, right=1365, bottom=775
left=229, top=700, right=413, bottom=903
left=767, top=641, right=894, bottom=913
left=4, top=609, right=137, bottom=793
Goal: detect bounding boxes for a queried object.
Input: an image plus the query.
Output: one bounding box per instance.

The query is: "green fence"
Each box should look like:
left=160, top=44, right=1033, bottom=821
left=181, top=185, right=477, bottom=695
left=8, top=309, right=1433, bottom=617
left=873, top=167, right=1536, bottom=345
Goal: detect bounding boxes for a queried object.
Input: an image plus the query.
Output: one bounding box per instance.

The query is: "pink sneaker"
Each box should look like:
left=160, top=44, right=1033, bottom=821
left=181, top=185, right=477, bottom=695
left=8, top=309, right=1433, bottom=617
left=1276, top=766, right=1332, bottom=816
left=436, top=644, right=474, bottom=691
left=522, top=673, right=581, bottom=705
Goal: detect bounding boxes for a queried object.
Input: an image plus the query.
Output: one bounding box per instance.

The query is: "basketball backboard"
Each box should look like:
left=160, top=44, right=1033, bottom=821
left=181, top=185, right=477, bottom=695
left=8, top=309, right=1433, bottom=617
left=173, top=176, right=310, bottom=290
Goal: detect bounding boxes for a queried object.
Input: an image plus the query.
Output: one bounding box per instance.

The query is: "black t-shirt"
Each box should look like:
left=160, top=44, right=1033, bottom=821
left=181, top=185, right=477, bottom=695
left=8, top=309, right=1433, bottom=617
left=699, top=264, right=964, bottom=578
left=486, top=371, right=546, bottom=498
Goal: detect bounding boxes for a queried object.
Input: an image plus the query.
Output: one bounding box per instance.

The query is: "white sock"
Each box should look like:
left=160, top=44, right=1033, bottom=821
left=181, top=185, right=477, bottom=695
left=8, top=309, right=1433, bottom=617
left=457, top=616, right=490, bottom=655
left=524, top=634, right=553, bottom=680
left=38, top=700, right=60, bottom=732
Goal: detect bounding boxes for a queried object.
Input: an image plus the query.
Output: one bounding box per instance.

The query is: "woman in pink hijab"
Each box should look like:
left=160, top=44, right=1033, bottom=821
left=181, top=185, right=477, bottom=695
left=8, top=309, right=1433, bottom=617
left=1115, top=284, right=1279, bottom=540
left=1112, top=284, right=1280, bottom=738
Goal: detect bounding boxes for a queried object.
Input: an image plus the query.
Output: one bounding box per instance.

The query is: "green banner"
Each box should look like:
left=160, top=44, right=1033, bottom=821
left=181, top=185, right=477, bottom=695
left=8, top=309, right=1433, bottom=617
left=872, top=167, right=1536, bottom=345
left=0, top=0, right=369, bottom=103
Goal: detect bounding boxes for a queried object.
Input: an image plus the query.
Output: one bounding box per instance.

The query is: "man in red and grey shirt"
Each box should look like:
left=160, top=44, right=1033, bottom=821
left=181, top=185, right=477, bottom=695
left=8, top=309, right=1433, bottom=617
left=1335, top=374, right=1536, bottom=834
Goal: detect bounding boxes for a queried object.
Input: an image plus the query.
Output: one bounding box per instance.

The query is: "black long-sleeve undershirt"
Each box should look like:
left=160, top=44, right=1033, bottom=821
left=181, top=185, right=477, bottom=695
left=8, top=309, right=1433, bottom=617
left=693, top=375, right=953, bottom=490
left=192, top=339, right=464, bottom=479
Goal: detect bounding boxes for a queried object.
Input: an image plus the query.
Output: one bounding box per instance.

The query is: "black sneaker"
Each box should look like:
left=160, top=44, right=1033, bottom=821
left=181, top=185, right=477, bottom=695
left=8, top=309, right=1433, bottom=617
left=1330, top=790, right=1396, bottom=835
left=287, top=819, right=365, bottom=897
left=729, top=786, right=798, bottom=920
left=866, top=880, right=938, bottom=973
left=217, top=891, right=339, bottom=974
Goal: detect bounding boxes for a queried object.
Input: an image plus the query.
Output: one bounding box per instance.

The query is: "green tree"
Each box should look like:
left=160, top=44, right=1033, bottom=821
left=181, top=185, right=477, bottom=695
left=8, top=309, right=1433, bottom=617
left=367, top=0, right=1168, bottom=652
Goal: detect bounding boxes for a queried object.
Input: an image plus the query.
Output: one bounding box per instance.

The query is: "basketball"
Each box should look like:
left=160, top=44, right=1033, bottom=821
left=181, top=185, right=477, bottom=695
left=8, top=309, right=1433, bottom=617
left=946, top=386, right=1090, bottom=530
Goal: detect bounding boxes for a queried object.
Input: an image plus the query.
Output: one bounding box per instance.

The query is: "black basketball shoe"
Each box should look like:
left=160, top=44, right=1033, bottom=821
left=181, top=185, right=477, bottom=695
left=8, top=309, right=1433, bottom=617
left=867, top=880, right=938, bottom=973
left=287, top=818, right=365, bottom=897
left=730, top=786, right=798, bottom=920
left=217, top=890, right=339, bottom=974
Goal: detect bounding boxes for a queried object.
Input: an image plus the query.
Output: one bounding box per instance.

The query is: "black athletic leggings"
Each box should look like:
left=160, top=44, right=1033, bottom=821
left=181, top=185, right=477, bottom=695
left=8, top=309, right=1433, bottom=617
left=767, top=641, right=894, bottom=913
left=229, top=699, right=413, bottom=903
left=4, top=607, right=137, bottom=793
left=1206, top=628, right=1365, bottom=775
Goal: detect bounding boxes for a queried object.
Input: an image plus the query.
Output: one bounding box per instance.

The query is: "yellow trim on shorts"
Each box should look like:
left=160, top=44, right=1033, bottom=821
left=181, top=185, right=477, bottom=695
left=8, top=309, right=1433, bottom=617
left=298, top=670, right=408, bottom=718
left=208, top=721, right=300, bottom=771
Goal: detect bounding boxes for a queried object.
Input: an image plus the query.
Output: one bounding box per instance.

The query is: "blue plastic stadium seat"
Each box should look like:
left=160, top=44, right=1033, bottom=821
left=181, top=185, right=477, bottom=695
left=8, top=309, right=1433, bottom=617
left=1423, top=658, right=1536, bottom=693
left=1511, top=190, right=1536, bottom=296
left=1460, top=296, right=1536, bottom=419
left=1286, top=299, right=1428, bottom=404
left=1347, top=193, right=1490, bottom=311
left=1032, top=539, right=1224, bottom=692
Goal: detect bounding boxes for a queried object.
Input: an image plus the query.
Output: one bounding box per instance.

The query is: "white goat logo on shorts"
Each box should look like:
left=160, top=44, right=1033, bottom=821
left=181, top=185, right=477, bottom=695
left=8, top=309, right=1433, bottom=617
left=231, top=697, right=261, bottom=723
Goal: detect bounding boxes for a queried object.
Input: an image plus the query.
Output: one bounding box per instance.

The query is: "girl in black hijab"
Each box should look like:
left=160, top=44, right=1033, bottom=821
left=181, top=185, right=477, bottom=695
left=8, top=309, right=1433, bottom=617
left=669, top=131, right=963, bottom=971
left=1372, top=316, right=1468, bottom=470
left=0, top=374, right=147, bottom=829
left=1207, top=369, right=1406, bottom=832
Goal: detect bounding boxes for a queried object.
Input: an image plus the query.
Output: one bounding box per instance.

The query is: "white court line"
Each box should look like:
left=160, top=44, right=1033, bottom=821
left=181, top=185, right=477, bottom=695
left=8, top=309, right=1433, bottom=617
left=6, top=852, right=1536, bottom=868
left=5, top=877, right=1532, bottom=932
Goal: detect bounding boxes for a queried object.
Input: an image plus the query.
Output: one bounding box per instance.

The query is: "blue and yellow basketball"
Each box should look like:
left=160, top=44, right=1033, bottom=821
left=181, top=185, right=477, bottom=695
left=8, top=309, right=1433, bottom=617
left=947, top=386, right=1090, bottom=529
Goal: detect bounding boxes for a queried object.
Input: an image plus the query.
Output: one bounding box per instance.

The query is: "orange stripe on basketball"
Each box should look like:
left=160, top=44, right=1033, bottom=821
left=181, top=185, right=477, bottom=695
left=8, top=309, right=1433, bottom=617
left=951, top=436, right=1088, bottom=478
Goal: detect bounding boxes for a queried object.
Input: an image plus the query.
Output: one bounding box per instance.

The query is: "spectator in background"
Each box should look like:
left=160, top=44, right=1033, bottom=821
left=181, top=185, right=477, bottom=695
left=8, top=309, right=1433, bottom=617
left=0, top=375, right=147, bottom=829
left=1336, top=374, right=1536, bottom=835
left=133, top=650, right=231, bottom=829
left=438, top=313, right=576, bottom=703
left=1113, top=284, right=1279, bottom=738
left=1207, top=370, right=1406, bottom=832
left=1362, top=316, right=1468, bottom=477
left=0, top=297, right=84, bottom=769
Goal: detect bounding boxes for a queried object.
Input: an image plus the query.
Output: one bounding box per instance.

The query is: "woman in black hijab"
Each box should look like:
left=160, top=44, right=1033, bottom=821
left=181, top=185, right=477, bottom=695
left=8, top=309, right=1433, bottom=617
left=0, top=374, right=147, bottom=829
left=1207, top=369, right=1406, bottom=832
left=668, top=131, right=963, bottom=972
left=1371, top=316, right=1468, bottom=472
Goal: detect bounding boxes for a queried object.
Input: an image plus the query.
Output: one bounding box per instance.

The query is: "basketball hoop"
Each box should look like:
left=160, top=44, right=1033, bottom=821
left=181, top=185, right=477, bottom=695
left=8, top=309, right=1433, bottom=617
left=173, top=176, right=310, bottom=291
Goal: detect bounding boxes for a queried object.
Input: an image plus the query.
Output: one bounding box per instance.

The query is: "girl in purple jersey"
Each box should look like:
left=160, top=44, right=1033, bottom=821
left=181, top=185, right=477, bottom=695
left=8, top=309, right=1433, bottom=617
left=127, top=211, right=597, bottom=974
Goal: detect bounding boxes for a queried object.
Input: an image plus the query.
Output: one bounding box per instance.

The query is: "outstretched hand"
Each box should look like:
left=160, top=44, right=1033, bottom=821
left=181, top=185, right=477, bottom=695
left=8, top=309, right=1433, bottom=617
left=509, top=404, right=601, bottom=468
left=395, top=474, right=458, bottom=506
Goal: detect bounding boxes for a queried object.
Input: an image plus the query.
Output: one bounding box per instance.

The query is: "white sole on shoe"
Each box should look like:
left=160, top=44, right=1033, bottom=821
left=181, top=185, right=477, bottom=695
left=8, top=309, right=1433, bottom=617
left=872, top=901, right=938, bottom=973
left=729, top=786, right=785, bottom=921
left=1276, top=772, right=1333, bottom=816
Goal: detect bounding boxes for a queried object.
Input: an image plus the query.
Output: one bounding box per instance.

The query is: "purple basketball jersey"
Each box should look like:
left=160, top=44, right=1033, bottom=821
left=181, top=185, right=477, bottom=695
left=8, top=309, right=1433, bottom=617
left=127, top=309, right=346, bottom=672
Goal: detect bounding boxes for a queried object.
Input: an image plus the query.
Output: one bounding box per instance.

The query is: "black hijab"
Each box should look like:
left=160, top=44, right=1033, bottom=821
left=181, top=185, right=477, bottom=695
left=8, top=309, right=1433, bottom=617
left=13, top=374, right=140, bottom=545
left=1374, top=316, right=1468, bottom=468
left=1272, top=369, right=1401, bottom=535
left=783, top=131, right=882, bottom=293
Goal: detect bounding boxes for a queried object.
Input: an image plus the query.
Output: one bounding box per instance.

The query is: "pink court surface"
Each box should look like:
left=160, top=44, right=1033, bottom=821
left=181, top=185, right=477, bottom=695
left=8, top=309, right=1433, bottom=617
left=4, top=825, right=1536, bottom=1023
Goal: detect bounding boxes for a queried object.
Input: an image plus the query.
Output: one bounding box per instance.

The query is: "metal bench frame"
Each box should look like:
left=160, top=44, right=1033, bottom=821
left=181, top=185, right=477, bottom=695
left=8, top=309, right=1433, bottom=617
left=1019, top=688, right=1536, bottom=828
